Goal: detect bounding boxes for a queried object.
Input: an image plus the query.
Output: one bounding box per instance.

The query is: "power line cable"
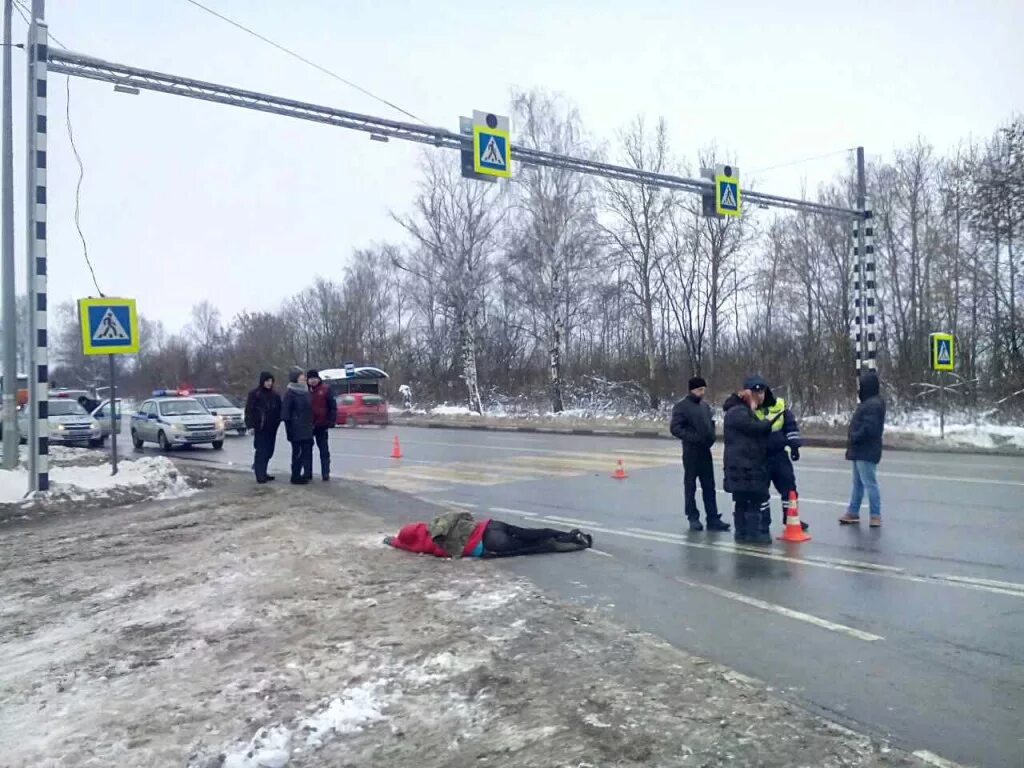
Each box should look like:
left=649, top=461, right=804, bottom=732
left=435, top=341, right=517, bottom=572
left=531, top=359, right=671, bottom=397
left=181, top=0, right=425, bottom=124
left=749, top=147, right=857, bottom=175
left=65, top=75, right=102, bottom=296
left=15, top=0, right=100, bottom=294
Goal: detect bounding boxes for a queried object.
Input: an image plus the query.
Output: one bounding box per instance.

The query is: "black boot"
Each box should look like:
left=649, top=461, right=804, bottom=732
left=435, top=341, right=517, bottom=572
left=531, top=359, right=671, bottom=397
left=746, top=509, right=771, bottom=545
left=733, top=508, right=747, bottom=542
left=688, top=519, right=704, bottom=532
left=706, top=517, right=731, bottom=532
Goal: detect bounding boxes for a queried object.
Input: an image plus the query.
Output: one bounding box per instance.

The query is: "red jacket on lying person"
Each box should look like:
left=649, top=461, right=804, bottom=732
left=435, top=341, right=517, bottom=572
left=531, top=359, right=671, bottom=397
left=388, top=520, right=490, bottom=558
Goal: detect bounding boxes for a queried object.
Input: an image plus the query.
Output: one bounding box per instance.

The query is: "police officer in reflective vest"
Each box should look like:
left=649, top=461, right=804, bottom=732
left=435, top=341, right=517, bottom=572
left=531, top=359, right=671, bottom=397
left=755, top=381, right=807, bottom=532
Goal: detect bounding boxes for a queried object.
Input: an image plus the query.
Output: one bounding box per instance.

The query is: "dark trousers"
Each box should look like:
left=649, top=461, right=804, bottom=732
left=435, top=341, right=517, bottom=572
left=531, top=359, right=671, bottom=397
left=252, top=431, right=277, bottom=481
left=290, top=440, right=314, bottom=480
left=482, top=520, right=585, bottom=557
left=767, top=452, right=798, bottom=525
left=683, top=447, right=720, bottom=522
left=313, top=427, right=331, bottom=478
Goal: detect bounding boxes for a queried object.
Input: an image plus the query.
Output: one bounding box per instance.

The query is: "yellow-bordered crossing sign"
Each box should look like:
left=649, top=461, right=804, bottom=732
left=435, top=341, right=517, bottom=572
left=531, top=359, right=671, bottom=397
left=79, top=297, right=140, bottom=356
left=930, top=332, right=955, bottom=371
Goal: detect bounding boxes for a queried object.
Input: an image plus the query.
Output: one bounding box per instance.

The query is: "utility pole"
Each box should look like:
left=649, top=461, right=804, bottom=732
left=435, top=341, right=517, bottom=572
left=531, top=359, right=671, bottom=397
left=1, top=0, right=17, bottom=468
left=24, top=0, right=47, bottom=492
left=855, top=147, right=867, bottom=373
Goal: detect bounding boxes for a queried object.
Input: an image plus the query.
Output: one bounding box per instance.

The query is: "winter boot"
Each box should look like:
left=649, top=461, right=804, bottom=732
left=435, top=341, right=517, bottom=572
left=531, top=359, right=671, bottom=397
left=706, top=517, right=731, bottom=532
left=688, top=518, right=704, bottom=532
left=746, top=509, right=772, bottom=545
left=733, top=504, right=748, bottom=542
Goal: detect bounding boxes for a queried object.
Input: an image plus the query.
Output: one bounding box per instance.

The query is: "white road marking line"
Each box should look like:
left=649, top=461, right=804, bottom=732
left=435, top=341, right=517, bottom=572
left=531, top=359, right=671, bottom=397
left=438, top=500, right=477, bottom=509
left=487, top=506, right=538, bottom=517
left=587, top=548, right=614, bottom=558
left=543, top=515, right=598, bottom=527
left=911, top=749, right=968, bottom=768
left=675, top=577, right=884, bottom=642
left=930, top=574, right=1024, bottom=594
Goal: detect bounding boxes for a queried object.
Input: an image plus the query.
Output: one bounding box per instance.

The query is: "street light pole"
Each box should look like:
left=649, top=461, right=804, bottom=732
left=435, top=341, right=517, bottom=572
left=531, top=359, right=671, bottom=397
left=1, top=0, right=17, bottom=469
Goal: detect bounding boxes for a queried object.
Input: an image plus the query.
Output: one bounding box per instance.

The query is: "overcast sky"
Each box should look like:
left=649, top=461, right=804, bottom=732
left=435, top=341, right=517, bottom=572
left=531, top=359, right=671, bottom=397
left=7, top=0, right=1023, bottom=332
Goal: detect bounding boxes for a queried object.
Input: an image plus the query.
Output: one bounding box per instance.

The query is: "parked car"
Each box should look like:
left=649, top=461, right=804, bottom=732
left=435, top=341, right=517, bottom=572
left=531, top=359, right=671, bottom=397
left=130, top=390, right=225, bottom=451
left=16, top=397, right=103, bottom=447
left=191, top=391, right=247, bottom=436
left=338, top=392, right=389, bottom=427
left=90, top=399, right=123, bottom=441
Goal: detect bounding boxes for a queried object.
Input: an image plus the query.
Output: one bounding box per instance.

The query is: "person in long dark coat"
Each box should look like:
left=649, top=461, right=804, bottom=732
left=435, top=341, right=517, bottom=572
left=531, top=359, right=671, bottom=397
left=722, top=376, right=781, bottom=544
left=281, top=366, right=314, bottom=484
left=244, top=371, right=282, bottom=484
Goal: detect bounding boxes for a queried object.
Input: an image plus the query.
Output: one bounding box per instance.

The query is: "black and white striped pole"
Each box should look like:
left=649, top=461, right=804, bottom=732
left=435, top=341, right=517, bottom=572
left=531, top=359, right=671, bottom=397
left=24, top=4, right=48, bottom=492
left=853, top=147, right=877, bottom=375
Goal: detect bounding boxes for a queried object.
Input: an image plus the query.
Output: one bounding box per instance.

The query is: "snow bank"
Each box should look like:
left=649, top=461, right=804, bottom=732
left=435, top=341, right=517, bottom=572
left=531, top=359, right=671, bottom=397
left=0, top=456, right=196, bottom=505
left=430, top=404, right=481, bottom=417
left=888, top=410, right=1024, bottom=450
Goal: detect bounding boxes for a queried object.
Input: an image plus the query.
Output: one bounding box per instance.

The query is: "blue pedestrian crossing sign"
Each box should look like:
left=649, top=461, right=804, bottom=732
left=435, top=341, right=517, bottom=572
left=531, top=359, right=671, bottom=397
left=472, top=110, right=512, bottom=179
left=715, top=164, right=741, bottom=218
left=79, top=297, right=139, bottom=356
left=930, top=332, right=955, bottom=372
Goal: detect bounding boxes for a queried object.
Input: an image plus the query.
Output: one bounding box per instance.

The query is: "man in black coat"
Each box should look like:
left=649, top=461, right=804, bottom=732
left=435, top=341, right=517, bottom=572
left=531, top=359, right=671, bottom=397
left=281, top=366, right=315, bottom=485
left=670, top=376, right=729, bottom=532
left=723, top=376, right=780, bottom=544
left=244, top=371, right=282, bottom=484
left=840, top=372, right=886, bottom=526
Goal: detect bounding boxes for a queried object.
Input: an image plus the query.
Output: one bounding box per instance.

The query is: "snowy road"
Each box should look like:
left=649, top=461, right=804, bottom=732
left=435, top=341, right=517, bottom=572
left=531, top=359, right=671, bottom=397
left=167, top=425, right=1024, bottom=768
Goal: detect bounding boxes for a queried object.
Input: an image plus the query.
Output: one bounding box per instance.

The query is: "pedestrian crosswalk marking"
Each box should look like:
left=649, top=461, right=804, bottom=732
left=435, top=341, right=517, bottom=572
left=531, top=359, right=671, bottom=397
left=344, top=450, right=679, bottom=493
left=720, top=184, right=737, bottom=209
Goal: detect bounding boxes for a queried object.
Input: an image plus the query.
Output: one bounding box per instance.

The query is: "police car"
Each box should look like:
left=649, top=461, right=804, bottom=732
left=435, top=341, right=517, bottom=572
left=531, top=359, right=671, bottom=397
left=131, top=390, right=225, bottom=451
left=191, top=389, right=247, bottom=436
left=16, top=391, right=103, bottom=447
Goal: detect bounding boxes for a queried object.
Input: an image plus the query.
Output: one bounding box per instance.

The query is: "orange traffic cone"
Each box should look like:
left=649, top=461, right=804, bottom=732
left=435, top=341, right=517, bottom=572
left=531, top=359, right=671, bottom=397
left=391, top=435, right=403, bottom=459
left=611, top=458, right=629, bottom=480
left=777, top=490, right=811, bottom=542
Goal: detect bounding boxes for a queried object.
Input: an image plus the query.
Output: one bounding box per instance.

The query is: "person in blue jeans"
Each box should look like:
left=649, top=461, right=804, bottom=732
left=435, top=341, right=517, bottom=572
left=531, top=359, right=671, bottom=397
left=840, top=372, right=886, bottom=527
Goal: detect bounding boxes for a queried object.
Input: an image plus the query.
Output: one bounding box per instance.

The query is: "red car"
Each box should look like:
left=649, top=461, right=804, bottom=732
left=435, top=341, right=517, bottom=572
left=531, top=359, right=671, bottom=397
left=338, top=393, right=389, bottom=427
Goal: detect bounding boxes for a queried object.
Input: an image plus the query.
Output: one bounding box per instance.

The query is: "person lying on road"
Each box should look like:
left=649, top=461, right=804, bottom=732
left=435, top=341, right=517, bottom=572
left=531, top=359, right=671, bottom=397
left=384, top=510, right=593, bottom=558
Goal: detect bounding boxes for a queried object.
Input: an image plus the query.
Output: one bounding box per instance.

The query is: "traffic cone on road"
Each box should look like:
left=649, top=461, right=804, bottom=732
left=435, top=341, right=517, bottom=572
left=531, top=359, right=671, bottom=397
left=391, top=435, right=403, bottom=460
left=611, top=458, right=629, bottom=480
left=777, top=490, right=811, bottom=542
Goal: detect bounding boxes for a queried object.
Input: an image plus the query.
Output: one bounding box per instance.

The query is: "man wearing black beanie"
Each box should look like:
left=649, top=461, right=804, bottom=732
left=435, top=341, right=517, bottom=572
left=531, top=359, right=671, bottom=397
left=670, top=376, right=729, bottom=532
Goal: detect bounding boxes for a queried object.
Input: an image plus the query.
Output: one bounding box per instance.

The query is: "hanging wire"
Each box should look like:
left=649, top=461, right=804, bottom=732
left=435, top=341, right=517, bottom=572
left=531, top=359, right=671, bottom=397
left=749, top=147, right=858, bottom=175
left=182, top=0, right=425, bottom=124
left=15, top=0, right=101, bottom=294
left=65, top=75, right=102, bottom=296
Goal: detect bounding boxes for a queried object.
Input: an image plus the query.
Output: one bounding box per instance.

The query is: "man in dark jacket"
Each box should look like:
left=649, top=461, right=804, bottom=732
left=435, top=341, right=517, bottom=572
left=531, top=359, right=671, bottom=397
left=670, top=376, right=728, bottom=532
left=840, top=372, right=886, bottom=526
left=306, top=369, right=337, bottom=481
left=723, top=376, right=780, bottom=544
left=244, top=371, right=282, bottom=484
left=755, top=383, right=807, bottom=532
left=281, top=366, right=315, bottom=485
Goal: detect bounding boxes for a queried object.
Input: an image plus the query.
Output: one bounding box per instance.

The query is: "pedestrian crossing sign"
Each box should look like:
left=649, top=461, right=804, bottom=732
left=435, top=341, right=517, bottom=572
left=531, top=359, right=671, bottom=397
left=79, top=297, right=139, bottom=355
left=715, top=166, right=741, bottom=218
left=930, top=332, right=955, bottom=371
left=473, top=125, right=511, bottom=178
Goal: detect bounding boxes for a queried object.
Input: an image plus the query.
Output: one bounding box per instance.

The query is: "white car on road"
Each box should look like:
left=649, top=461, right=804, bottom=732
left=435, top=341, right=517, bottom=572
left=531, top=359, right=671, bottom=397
left=17, top=397, right=103, bottom=447
left=131, top=391, right=225, bottom=451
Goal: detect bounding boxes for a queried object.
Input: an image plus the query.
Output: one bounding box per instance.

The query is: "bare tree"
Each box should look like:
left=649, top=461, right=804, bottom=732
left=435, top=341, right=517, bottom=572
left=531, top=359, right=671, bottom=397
left=393, top=153, right=505, bottom=413
left=602, top=117, right=674, bottom=408
left=506, top=89, right=598, bottom=412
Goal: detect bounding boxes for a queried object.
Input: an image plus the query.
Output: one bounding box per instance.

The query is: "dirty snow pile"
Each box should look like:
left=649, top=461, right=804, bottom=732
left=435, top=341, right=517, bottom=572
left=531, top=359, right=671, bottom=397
left=0, top=455, right=196, bottom=505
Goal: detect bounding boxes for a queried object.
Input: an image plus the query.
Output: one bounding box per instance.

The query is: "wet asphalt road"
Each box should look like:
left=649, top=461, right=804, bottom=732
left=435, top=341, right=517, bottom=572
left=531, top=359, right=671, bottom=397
left=164, top=426, right=1024, bottom=767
